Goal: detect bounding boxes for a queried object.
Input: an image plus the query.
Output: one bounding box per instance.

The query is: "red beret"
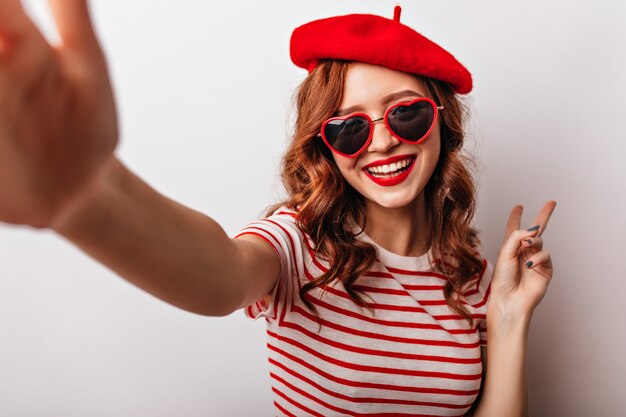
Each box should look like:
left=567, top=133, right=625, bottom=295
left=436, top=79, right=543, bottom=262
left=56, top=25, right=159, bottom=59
left=290, top=6, right=473, bottom=94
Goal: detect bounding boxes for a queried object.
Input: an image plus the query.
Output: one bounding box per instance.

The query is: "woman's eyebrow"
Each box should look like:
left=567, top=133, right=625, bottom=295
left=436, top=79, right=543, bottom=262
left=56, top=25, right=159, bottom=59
left=382, top=89, right=425, bottom=105
left=335, top=90, right=424, bottom=117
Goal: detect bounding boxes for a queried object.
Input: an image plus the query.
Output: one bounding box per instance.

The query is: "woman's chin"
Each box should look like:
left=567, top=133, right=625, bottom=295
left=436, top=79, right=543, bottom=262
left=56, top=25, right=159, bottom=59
left=365, top=191, right=423, bottom=211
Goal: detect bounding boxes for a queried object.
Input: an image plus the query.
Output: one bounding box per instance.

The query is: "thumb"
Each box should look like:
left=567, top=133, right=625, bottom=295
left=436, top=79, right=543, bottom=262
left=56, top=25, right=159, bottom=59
left=47, top=0, right=104, bottom=61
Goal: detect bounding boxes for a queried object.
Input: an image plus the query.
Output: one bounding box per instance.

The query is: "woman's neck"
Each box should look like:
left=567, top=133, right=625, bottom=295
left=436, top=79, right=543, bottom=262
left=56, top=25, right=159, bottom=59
left=363, top=193, right=431, bottom=257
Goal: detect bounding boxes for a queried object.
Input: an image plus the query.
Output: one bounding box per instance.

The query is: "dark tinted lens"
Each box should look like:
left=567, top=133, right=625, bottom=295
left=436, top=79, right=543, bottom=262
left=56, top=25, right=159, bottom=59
left=387, top=100, right=434, bottom=142
left=323, top=116, right=371, bottom=155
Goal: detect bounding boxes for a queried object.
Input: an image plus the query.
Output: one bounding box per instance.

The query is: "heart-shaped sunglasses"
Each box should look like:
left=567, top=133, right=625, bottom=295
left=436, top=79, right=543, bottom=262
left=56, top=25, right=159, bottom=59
left=318, top=97, right=444, bottom=158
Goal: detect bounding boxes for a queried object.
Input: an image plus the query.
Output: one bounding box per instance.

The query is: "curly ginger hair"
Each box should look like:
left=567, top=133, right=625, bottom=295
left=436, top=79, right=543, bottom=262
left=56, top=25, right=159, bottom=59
left=267, top=60, right=485, bottom=323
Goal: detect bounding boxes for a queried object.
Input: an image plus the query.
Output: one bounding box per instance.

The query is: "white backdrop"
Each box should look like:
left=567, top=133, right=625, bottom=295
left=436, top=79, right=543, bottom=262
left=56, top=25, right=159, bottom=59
left=1, top=1, right=625, bottom=416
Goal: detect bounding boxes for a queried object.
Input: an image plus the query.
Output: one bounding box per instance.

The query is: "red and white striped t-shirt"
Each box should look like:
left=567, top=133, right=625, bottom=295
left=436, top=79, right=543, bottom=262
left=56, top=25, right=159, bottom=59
left=235, top=207, right=491, bottom=417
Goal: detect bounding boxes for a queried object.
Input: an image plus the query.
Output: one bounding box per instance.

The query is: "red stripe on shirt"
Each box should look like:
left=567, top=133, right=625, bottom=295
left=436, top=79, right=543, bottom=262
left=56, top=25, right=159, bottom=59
left=270, top=357, right=470, bottom=410
left=288, top=304, right=481, bottom=349
left=272, top=386, right=325, bottom=417
left=304, top=293, right=476, bottom=335
left=274, top=400, right=298, bottom=417
left=269, top=324, right=481, bottom=364
left=267, top=342, right=480, bottom=397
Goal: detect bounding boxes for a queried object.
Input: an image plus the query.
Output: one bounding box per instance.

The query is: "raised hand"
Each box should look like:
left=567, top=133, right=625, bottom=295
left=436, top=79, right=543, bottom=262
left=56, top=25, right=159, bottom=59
left=489, top=200, right=557, bottom=319
left=0, top=0, right=118, bottom=228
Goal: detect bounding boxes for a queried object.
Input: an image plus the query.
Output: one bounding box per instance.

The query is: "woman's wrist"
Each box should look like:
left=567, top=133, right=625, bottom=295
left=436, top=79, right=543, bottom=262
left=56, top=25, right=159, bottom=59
left=49, top=154, right=123, bottom=236
left=486, top=300, right=532, bottom=339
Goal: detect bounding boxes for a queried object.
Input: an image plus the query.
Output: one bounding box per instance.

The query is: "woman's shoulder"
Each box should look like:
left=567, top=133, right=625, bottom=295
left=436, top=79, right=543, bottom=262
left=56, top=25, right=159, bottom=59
left=237, top=205, right=311, bottom=244
left=267, top=205, right=299, bottom=219
left=261, top=205, right=302, bottom=232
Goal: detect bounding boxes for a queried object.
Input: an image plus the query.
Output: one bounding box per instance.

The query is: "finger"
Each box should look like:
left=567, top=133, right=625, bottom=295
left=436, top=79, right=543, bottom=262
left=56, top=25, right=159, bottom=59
left=0, top=13, right=54, bottom=90
left=0, top=0, right=33, bottom=35
left=529, top=200, right=557, bottom=237
left=499, top=228, right=537, bottom=260
left=504, top=204, right=523, bottom=240
left=47, top=0, right=105, bottom=61
left=525, top=250, right=552, bottom=271
left=522, top=236, right=544, bottom=251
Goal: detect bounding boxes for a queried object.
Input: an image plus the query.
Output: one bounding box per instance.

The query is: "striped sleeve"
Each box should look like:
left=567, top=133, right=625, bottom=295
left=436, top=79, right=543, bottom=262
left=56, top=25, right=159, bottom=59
left=476, top=259, right=493, bottom=347
left=233, top=207, right=304, bottom=321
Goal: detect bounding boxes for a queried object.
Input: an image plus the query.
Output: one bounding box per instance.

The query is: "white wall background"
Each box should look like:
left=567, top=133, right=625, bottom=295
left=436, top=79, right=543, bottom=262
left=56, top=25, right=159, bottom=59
left=1, top=0, right=624, bottom=416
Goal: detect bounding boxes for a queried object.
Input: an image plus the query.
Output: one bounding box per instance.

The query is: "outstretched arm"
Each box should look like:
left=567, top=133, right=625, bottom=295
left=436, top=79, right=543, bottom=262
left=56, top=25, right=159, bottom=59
left=0, top=1, right=279, bottom=315
left=51, top=156, right=280, bottom=316
left=472, top=201, right=557, bottom=417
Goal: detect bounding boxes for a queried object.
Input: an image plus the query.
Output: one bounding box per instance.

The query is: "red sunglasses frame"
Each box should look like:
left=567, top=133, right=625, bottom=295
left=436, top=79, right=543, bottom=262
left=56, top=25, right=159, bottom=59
left=318, top=97, right=444, bottom=158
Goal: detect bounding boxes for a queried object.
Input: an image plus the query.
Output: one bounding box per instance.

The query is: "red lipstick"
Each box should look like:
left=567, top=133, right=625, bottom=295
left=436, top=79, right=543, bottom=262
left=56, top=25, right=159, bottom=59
left=362, top=154, right=416, bottom=187
left=363, top=154, right=415, bottom=169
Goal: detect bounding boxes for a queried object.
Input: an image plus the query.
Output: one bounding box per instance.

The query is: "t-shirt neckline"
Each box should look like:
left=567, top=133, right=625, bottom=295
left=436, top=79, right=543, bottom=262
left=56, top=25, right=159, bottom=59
left=357, top=231, right=433, bottom=271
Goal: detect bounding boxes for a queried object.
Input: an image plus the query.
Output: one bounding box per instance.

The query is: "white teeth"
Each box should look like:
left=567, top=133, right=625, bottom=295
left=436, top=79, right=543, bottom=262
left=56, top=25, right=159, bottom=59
left=365, top=157, right=414, bottom=177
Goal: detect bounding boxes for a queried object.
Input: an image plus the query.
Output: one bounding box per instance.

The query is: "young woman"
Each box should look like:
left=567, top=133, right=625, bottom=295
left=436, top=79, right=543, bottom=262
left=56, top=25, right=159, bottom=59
left=0, top=1, right=556, bottom=416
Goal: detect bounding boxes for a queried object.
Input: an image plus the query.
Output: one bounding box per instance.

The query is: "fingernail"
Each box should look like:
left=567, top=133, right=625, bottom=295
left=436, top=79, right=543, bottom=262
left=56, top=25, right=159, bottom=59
left=526, top=260, right=534, bottom=268
left=527, top=225, right=540, bottom=232
left=524, top=239, right=533, bottom=245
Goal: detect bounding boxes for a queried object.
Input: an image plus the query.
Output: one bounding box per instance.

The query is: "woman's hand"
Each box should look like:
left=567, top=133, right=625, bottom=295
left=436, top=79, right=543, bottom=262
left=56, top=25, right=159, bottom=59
left=0, top=0, right=118, bottom=228
left=489, top=200, right=557, bottom=320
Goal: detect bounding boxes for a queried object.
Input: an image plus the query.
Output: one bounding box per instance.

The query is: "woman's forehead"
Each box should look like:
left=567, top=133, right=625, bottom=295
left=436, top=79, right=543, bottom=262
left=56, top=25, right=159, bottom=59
left=339, top=63, right=428, bottom=110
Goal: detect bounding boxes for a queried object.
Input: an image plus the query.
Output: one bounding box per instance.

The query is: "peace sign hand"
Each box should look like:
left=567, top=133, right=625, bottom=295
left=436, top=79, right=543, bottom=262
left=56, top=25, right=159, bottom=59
left=489, top=200, right=557, bottom=320
left=0, top=0, right=118, bottom=228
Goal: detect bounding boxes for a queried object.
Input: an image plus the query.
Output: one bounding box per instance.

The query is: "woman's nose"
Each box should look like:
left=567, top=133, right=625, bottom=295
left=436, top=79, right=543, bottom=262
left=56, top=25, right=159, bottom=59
left=366, top=117, right=399, bottom=154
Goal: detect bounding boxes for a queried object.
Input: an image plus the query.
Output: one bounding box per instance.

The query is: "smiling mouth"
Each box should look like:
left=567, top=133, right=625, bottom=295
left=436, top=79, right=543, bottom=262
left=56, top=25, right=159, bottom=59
left=364, top=156, right=415, bottom=178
